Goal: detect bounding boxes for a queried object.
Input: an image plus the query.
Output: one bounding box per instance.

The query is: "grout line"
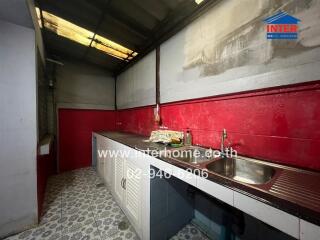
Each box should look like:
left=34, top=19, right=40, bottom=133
left=87, top=179, right=104, bottom=240
left=60, top=190, right=63, bottom=238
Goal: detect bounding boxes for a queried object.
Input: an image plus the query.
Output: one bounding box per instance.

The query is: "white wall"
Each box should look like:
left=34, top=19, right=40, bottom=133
left=55, top=60, right=115, bottom=110
left=0, top=20, right=38, bottom=237
left=0, top=0, right=33, bottom=29
left=160, top=0, right=320, bottom=103
left=116, top=50, right=156, bottom=109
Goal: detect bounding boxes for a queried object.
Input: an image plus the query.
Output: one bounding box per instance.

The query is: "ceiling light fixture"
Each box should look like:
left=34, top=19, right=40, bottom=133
left=35, top=7, right=138, bottom=61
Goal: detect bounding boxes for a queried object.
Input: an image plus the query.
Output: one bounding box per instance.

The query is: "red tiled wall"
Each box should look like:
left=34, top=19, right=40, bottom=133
left=58, top=109, right=116, bottom=172
left=116, top=82, right=320, bottom=171
left=116, top=106, right=156, bottom=136
left=57, top=83, right=320, bottom=171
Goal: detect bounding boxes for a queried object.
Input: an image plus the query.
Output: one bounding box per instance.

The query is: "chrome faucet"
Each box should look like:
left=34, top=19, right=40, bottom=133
left=220, top=129, right=227, bottom=156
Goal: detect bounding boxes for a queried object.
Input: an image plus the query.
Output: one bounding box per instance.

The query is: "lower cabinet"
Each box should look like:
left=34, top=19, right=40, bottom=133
left=196, top=175, right=234, bottom=206
left=94, top=134, right=113, bottom=188
left=96, top=135, right=105, bottom=179
left=123, top=160, right=143, bottom=231
left=114, top=153, right=124, bottom=202
left=233, top=192, right=299, bottom=239
left=94, top=135, right=148, bottom=239
left=112, top=145, right=146, bottom=239
left=300, top=220, right=320, bottom=240
left=101, top=139, right=112, bottom=187
left=94, top=134, right=320, bottom=240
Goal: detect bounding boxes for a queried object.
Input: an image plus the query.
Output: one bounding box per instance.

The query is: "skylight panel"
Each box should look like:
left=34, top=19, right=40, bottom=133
left=41, top=10, right=94, bottom=47
left=91, top=35, right=136, bottom=60
left=35, top=7, right=138, bottom=61
left=195, top=0, right=205, bottom=4
left=35, top=7, right=42, bottom=28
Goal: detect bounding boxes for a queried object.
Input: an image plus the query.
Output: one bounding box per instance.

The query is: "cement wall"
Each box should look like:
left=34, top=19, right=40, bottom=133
left=0, top=20, right=38, bottom=238
left=160, top=0, right=320, bottom=103
left=37, top=50, right=48, bottom=139
left=55, top=60, right=115, bottom=110
left=116, top=50, right=156, bottom=109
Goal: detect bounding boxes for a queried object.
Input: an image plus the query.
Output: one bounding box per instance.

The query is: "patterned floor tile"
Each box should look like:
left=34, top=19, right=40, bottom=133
left=95, top=209, right=140, bottom=240
left=91, top=197, right=119, bottom=220
left=61, top=210, right=96, bottom=234
left=86, top=188, right=112, bottom=202
left=40, top=209, right=62, bottom=225
left=100, top=223, right=139, bottom=240
left=169, top=223, right=211, bottom=240
left=62, top=199, right=92, bottom=215
left=95, top=215, right=121, bottom=239
left=6, top=221, right=62, bottom=240
left=61, top=221, right=101, bottom=240
left=5, top=167, right=138, bottom=240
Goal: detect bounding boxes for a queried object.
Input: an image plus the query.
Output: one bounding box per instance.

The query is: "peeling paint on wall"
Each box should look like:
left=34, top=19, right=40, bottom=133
left=184, top=0, right=320, bottom=77
left=297, top=0, right=320, bottom=47
left=117, top=50, right=156, bottom=109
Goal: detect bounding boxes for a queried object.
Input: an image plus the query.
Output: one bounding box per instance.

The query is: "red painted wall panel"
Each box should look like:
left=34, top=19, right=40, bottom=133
left=58, top=109, right=116, bottom=172
left=116, top=82, right=320, bottom=171
left=57, top=83, right=320, bottom=171
left=116, top=106, right=155, bottom=136
left=37, top=141, right=56, bottom=220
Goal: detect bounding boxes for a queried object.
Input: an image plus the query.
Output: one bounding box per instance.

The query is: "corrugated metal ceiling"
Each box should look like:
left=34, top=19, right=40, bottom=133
left=36, top=0, right=218, bottom=74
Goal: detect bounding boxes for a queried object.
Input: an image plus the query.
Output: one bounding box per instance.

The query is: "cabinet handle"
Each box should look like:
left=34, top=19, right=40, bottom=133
left=121, top=178, right=124, bottom=189
left=123, top=178, right=126, bottom=190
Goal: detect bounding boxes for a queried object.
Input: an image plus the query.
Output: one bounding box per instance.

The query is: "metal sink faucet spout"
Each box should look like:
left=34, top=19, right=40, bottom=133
left=221, top=129, right=227, bottom=156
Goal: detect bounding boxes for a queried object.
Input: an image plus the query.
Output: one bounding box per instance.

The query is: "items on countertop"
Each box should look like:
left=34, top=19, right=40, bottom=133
left=170, top=143, right=184, bottom=148
left=184, top=129, right=192, bottom=146
left=154, top=104, right=161, bottom=124
left=148, top=130, right=184, bottom=144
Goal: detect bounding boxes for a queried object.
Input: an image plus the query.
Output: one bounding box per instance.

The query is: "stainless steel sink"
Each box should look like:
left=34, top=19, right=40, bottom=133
left=206, top=157, right=276, bottom=184
left=164, top=146, right=216, bottom=164
left=135, top=146, right=160, bottom=152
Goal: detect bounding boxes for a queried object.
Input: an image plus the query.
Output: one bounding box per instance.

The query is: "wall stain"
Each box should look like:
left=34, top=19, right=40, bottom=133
left=184, top=0, right=320, bottom=77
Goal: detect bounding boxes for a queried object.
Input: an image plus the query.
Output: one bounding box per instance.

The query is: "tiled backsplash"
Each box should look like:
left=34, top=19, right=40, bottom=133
left=116, top=82, right=320, bottom=171
left=116, top=106, right=155, bottom=136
